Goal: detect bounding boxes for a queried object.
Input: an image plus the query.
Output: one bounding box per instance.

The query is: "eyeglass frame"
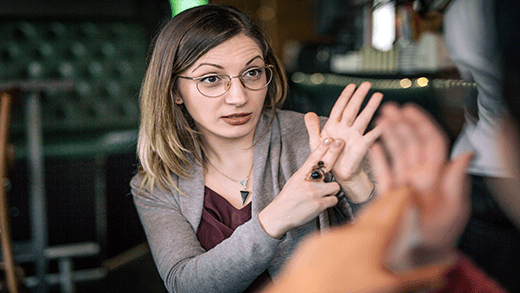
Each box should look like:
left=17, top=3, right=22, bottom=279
left=177, top=64, right=274, bottom=97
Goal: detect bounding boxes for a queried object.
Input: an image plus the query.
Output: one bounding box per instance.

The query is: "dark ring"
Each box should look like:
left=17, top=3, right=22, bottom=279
left=306, top=161, right=326, bottom=181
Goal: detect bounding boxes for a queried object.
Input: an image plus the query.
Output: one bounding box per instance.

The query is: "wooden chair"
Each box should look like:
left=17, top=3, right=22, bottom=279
left=0, top=88, right=26, bottom=293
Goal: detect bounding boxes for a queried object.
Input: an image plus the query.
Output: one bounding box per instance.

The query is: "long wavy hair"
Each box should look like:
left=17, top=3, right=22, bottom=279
left=137, top=4, right=287, bottom=192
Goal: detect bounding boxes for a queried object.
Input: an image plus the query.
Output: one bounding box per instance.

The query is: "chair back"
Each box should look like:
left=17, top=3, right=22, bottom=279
left=0, top=88, right=22, bottom=293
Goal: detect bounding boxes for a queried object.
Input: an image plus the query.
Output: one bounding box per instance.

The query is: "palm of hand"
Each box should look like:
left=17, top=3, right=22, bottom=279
left=320, top=123, right=372, bottom=181
left=305, top=82, right=384, bottom=184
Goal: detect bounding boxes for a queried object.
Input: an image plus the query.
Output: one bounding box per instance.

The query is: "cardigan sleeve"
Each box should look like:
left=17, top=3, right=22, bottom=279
left=131, top=175, right=282, bottom=293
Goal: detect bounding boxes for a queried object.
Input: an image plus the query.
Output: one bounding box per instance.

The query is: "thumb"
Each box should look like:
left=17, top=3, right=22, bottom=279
left=304, top=112, right=321, bottom=150
left=441, top=151, right=474, bottom=204
left=444, top=151, right=474, bottom=183
left=439, top=151, right=474, bottom=225
left=368, top=143, right=392, bottom=197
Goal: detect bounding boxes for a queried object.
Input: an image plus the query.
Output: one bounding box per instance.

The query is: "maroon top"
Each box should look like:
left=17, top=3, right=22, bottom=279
left=197, top=187, right=272, bottom=293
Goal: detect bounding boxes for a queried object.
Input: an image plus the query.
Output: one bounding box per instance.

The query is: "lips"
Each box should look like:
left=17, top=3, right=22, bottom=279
left=221, top=112, right=253, bottom=125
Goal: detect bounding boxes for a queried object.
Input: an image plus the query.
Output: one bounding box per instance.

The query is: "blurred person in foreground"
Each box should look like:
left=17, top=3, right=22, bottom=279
left=441, top=0, right=520, bottom=290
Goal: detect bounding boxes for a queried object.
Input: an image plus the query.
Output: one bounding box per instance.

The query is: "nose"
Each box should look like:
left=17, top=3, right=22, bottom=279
left=223, top=76, right=248, bottom=107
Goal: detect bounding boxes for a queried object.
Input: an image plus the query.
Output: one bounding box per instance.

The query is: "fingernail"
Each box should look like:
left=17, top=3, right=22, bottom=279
left=334, top=139, right=343, bottom=147
left=324, top=138, right=332, bottom=146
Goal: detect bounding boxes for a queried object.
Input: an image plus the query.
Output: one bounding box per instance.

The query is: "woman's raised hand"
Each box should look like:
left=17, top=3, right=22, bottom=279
left=305, top=82, right=384, bottom=202
left=258, top=137, right=345, bottom=239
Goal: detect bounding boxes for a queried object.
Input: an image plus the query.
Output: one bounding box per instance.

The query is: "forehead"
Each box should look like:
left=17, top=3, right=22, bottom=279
left=192, top=34, right=263, bottom=69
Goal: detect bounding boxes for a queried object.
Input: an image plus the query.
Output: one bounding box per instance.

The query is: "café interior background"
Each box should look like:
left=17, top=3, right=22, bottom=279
left=1, top=0, right=468, bottom=292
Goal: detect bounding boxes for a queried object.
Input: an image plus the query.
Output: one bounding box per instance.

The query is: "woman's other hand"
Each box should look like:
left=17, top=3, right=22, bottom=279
left=258, top=137, right=345, bottom=239
left=305, top=82, right=384, bottom=203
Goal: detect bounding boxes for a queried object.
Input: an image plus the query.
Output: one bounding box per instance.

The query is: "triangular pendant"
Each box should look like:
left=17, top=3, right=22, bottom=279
left=240, top=190, right=250, bottom=204
left=238, top=178, right=248, bottom=189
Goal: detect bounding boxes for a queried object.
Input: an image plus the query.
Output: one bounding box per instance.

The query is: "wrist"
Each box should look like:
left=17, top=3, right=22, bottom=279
left=337, top=170, right=374, bottom=203
left=258, top=208, right=286, bottom=239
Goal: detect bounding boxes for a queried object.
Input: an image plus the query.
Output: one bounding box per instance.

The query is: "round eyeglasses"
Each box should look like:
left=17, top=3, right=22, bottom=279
left=177, top=65, right=273, bottom=97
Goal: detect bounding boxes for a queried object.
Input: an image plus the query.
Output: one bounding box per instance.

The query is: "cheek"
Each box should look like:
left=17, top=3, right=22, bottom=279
left=255, top=89, right=269, bottom=107
left=177, top=84, right=205, bottom=113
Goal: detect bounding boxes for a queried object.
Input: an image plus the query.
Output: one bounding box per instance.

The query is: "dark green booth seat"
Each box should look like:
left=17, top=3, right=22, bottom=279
left=2, top=20, right=147, bottom=292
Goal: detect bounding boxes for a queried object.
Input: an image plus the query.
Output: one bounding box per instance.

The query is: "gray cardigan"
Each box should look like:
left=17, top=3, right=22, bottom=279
left=131, top=110, right=353, bottom=293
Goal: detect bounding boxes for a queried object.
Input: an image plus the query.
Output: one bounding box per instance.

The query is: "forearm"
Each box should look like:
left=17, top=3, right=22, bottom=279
left=161, top=218, right=281, bottom=293
left=132, top=187, right=281, bottom=293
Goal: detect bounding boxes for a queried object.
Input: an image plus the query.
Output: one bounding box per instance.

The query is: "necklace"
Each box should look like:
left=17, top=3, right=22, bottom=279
left=207, top=158, right=254, bottom=204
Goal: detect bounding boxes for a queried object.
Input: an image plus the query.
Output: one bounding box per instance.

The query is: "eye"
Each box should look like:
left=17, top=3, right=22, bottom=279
left=243, top=67, right=264, bottom=78
left=199, top=75, right=222, bottom=84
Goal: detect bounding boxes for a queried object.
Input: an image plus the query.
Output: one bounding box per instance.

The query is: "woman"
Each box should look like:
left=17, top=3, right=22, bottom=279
left=131, top=4, right=382, bottom=292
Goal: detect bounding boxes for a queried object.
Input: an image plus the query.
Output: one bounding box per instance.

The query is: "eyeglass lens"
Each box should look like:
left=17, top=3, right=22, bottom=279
left=196, top=66, right=272, bottom=97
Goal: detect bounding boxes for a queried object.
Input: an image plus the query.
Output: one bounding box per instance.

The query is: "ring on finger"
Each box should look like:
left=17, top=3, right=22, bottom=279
left=306, top=161, right=326, bottom=181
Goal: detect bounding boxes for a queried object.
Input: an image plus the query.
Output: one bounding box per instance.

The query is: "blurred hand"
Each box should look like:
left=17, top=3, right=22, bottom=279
left=265, top=186, right=453, bottom=293
left=305, top=82, right=384, bottom=202
left=370, top=103, right=474, bottom=264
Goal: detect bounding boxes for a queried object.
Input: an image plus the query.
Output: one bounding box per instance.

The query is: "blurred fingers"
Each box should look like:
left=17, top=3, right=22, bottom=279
left=401, top=104, right=449, bottom=166
left=378, top=106, right=408, bottom=186
left=369, top=142, right=392, bottom=196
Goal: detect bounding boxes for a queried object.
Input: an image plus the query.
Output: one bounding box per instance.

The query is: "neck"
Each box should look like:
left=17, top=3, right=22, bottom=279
left=201, top=132, right=255, bottom=177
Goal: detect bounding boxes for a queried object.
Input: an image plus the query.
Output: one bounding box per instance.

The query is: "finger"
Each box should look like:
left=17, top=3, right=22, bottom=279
left=369, top=142, right=392, bottom=196
left=343, top=82, right=372, bottom=126
left=321, top=192, right=339, bottom=207
left=328, top=84, right=357, bottom=122
left=394, top=118, right=423, bottom=169
left=438, top=151, right=474, bottom=213
left=401, top=104, right=449, bottom=166
left=352, top=92, right=384, bottom=133
left=317, top=181, right=341, bottom=199
left=378, top=111, right=408, bottom=186
left=299, top=137, right=338, bottom=180
left=304, top=139, right=345, bottom=182
left=304, top=112, right=321, bottom=150
left=318, top=139, right=344, bottom=173
left=361, top=122, right=385, bottom=149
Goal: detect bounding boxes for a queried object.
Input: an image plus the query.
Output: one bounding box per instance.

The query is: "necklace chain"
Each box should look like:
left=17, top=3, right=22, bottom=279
left=207, top=157, right=254, bottom=188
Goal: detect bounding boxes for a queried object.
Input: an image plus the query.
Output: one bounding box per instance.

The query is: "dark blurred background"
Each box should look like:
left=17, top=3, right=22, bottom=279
left=1, top=0, right=470, bottom=292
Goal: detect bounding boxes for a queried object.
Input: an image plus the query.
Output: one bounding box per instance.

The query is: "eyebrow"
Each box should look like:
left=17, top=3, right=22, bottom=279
left=190, top=55, right=264, bottom=73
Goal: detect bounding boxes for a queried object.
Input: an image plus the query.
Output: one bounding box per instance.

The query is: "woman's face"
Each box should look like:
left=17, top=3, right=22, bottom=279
left=175, top=34, right=268, bottom=144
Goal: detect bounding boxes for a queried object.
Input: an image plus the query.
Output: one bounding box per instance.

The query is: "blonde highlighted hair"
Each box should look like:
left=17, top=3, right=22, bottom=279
left=137, top=4, right=287, bottom=193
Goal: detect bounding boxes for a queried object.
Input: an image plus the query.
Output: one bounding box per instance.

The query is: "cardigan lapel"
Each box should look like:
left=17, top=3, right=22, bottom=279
left=252, top=112, right=281, bottom=216
left=177, top=159, right=206, bottom=232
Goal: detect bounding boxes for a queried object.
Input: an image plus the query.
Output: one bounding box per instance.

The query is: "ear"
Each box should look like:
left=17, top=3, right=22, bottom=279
left=174, top=95, right=183, bottom=105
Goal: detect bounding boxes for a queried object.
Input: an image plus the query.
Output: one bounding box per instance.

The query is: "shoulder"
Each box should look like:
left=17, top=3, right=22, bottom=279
left=130, top=171, right=181, bottom=205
